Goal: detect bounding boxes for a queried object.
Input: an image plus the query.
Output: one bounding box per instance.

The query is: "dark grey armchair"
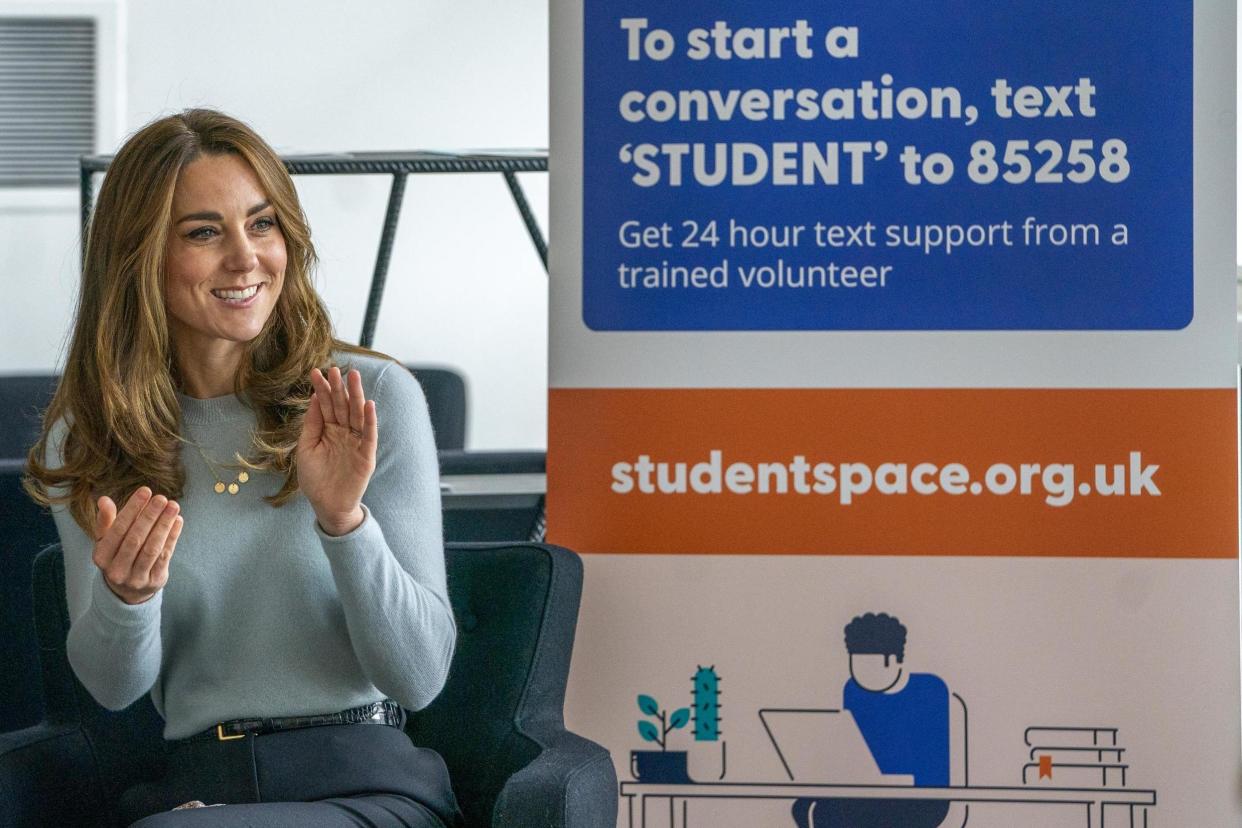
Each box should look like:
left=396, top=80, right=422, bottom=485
left=0, top=541, right=617, bottom=827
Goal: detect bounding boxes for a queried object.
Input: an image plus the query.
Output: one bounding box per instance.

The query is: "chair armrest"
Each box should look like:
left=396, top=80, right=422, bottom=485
left=0, top=722, right=105, bottom=827
left=492, top=729, right=617, bottom=828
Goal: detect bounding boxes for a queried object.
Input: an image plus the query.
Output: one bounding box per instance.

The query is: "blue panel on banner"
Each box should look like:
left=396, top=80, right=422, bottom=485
left=581, top=2, right=1192, bottom=331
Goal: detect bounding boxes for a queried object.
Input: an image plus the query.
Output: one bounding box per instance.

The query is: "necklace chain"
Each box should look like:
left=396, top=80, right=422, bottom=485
left=188, top=440, right=250, bottom=495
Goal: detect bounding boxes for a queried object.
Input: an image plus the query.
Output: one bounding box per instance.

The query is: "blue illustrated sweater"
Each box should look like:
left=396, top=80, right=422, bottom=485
left=843, top=673, right=950, bottom=786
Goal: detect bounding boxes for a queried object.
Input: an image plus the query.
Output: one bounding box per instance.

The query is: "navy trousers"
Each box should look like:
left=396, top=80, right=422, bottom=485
left=119, top=722, right=463, bottom=827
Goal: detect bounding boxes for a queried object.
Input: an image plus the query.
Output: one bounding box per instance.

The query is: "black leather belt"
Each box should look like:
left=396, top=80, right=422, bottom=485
left=180, top=699, right=405, bottom=744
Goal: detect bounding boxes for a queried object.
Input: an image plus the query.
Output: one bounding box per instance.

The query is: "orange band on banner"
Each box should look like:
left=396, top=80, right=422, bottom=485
left=547, top=388, right=1238, bottom=557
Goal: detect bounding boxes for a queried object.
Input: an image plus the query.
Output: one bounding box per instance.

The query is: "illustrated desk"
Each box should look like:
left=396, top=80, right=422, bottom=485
left=620, top=781, right=1156, bottom=828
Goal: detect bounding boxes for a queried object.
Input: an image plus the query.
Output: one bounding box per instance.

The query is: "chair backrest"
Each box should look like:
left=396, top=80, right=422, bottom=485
left=0, top=460, right=59, bottom=732
left=29, top=540, right=583, bottom=828
left=406, top=542, right=582, bottom=826
left=30, top=543, right=168, bottom=816
left=0, top=374, right=58, bottom=460
left=406, top=365, right=467, bottom=451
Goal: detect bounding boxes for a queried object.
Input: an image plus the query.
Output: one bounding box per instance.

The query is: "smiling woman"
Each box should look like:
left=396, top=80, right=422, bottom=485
left=22, top=107, right=365, bottom=535
left=19, top=109, right=462, bottom=828
left=165, top=154, right=288, bottom=398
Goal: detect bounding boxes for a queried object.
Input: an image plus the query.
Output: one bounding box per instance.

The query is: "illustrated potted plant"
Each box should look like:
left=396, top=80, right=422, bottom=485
left=631, top=694, right=692, bottom=782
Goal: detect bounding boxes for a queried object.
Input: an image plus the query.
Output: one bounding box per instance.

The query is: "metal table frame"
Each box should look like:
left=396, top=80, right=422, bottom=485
left=79, top=150, right=549, bottom=347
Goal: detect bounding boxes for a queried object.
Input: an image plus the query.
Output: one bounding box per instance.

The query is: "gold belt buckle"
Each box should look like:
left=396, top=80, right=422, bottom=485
left=217, top=724, right=245, bottom=742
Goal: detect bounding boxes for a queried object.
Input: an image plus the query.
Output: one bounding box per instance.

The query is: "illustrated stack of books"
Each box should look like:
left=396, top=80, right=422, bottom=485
left=1022, top=726, right=1129, bottom=787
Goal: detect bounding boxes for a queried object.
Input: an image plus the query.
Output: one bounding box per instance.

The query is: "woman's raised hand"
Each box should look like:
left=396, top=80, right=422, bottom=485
left=93, top=486, right=183, bottom=606
left=296, top=366, right=378, bottom=536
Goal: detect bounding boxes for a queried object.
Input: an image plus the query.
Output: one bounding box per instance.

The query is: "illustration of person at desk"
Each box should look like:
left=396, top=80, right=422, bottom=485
left=791, top=612, right=950, bottom=828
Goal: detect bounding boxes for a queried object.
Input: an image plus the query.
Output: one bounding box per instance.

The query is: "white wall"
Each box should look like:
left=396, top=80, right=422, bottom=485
left=0, top=0, right=550, bottom=449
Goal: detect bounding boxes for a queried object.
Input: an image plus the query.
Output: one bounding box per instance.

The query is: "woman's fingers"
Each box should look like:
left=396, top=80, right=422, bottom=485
left=163, top=515, right=184, bottom=559
left=347, top=368, right=366, bottom=434
left=302, top=389, right=323, bottom=444
left=106, top=494, right=169, bottom=583
left=92, top=487, right=182, bottom=605
left=364, top=399, right=378, bottom=450
left=310, top=367, right=368, bottom=435
left=94, top=487, right=151, bottom=567
left=311, top=369, right=337, bottom=425
left=95, top=495, right=117, bottom=540
left=328, top=366, right=350, bottom=427
left=146, top=515, right=183, bottom=590
left=134, top=500, right=179, bottom=576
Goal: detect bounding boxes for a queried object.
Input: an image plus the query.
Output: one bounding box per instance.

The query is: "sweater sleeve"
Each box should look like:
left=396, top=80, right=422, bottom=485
left=314, top=362, right=456, bottom=711
left=44, top=417, right=163, bottom=711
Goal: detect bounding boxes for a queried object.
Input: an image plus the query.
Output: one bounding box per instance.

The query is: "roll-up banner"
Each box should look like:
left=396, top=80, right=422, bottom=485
left=549, top=2, right=1240, bottom=825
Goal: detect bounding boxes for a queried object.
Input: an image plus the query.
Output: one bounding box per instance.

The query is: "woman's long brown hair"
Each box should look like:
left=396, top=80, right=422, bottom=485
left=22, top=108, right=396, bottom=535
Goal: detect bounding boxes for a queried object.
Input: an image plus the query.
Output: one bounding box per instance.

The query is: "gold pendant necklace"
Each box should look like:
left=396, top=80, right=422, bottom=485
left=189, top=441, right=250, bottom=495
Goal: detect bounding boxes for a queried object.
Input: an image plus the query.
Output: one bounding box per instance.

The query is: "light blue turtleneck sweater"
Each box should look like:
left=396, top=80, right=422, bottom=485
left=43, top=352, right=456, bottom=740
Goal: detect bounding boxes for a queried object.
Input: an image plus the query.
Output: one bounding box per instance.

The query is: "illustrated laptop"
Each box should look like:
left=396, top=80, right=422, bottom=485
left=759, top=709, right=916, bottom=785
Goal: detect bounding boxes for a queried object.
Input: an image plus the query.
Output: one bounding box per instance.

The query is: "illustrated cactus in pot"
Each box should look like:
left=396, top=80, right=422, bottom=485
left=692, top=666, right=721, bottom=742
